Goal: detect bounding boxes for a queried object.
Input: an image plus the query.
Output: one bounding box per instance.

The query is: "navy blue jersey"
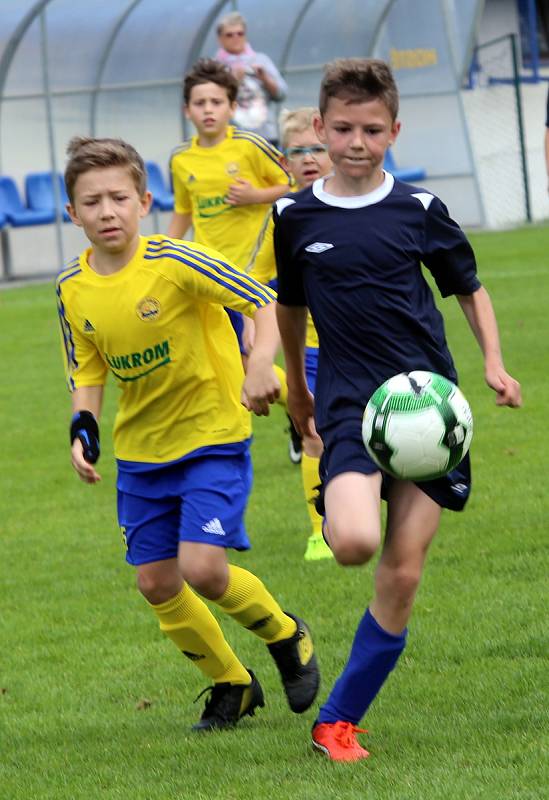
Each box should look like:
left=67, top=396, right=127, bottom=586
left=274, top=173, right=481, bottom=435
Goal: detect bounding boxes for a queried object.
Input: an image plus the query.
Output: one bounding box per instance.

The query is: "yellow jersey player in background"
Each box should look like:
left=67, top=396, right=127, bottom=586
left=168, top=58, right=289, bottom=267
left=246, top=108, right=333, bottom=562
left=168, top=57, right=291, bottom=444
left=56, top=136, right=319, bottom=732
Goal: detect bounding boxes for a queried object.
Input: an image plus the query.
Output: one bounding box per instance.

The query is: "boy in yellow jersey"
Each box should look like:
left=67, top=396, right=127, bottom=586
left=57, top=136, right=319, bottom=732
left=168, top=58, right=289, bottom=359
left=246, top=108, right=332, bottom=562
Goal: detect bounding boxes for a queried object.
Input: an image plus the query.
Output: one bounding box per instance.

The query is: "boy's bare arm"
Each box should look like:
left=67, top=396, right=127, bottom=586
left=227, top=180, right=289, bottom=206
left=167, top=212, right=192, bottom=239
left=276, top=303, right=319, bottom=440
left=276, top=303, right=307, bottom=388
left=457, top=286, right=522, bottom=407
left=241, top=302, right=280, bottom=416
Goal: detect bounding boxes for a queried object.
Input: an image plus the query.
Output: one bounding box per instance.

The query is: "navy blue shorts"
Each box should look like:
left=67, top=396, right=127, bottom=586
left=318, top=419, right=471, bottom=513
left=117, top=450, right=253, bottom=566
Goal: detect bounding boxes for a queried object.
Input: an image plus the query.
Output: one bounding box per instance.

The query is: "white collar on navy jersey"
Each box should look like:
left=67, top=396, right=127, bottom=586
left=312, top=171, right=394, bottom=208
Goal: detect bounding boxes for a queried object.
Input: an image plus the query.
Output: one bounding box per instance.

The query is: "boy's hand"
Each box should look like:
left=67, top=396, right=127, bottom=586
left=485, top=364, right=522, bottom=408
left=241, top=358, right=280, bottom=416
left=71, top=439, right=101, bottom=484
left=231, top=65, right=247, bottom=82
left=288, top=389, right=321, bottom=442
left=227, top=178, right=260, bottom=206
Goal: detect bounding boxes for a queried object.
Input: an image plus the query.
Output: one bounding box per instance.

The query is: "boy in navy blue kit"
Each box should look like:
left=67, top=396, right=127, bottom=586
left=274, top=58, right=522, bottom=762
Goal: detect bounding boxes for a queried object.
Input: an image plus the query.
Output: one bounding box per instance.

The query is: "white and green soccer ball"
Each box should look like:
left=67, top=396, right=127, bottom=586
left=362, top=371, right=473, bottom=481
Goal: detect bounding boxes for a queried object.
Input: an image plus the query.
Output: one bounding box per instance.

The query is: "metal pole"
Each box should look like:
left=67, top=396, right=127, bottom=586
left=40, top=8, right=65, bottom=268
left=89, top=0, right=144, bottom=136
left=1, top=229, right=13, bottom=280
left=526, top=0, right=540, bottom=81
left=440, top=0, right=486, bottom=226
left=0, top=0, right=52, bottom=173
left=511, top=33, right=531, bottom=222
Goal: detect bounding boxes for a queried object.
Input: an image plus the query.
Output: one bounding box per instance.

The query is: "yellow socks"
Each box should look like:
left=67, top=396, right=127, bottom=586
left=273, top=363, right=288, bottom=409
left=149, top=584, right=250, bottom=685
left=301, top=452, right=323, bottom=535
left=215, top=565, right=297, bottom=645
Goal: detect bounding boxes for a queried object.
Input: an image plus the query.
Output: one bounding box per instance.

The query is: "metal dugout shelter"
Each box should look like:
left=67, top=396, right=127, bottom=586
left=0, top=0, right=486, bottom=279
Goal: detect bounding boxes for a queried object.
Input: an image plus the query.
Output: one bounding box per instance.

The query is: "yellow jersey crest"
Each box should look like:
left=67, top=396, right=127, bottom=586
left=136, top=297, right=161, bottom=322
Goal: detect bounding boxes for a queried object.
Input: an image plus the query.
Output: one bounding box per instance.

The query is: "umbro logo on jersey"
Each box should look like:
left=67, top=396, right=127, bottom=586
left=201, top=517, right=226, bottom=536
left=305, top=242, right=334, bottom=253
left=83, top=319, right=95, bottom=333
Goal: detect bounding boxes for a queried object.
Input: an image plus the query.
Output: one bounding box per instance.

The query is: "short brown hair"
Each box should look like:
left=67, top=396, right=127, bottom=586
left=183, top=58, right=238, bottom=105
left=278, top=107, right=318, bottom=150
left=319, top=58, right=399, bottom=120
left=64, top=137, right=146, bottom=204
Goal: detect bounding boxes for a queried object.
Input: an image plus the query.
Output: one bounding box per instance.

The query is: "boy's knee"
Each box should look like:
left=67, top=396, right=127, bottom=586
left=329, top=527, right=379, bottom=566
left=179, top=560, right=228, bottom=601
left=136, top=568, right=181, bottom=605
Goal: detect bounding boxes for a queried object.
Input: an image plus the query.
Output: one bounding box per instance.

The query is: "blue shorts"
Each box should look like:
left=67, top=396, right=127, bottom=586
left=318, top=419, right=471, bottom=513
left=117, top=450, right=253, bottom=566
left=305, top=347, right=318, bottom=395
left=225, top=307, right=246, bottom=355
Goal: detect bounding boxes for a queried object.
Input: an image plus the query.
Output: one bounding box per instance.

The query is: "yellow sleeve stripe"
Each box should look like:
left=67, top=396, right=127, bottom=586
left=169, top=140, right=192, bottom=170
left=145, top=239, right=276, bottom=308
left=233, top=129, right=282, bottom=158
left=56, top=255, right=80, bottom=284
left=170, top=139, right=192, bottom=158
left=232, top=130, right=289, bottom=178
left=55, top=281, right=78, bottom=390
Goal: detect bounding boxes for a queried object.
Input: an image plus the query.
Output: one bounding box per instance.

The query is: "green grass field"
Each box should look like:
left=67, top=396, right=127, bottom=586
left=1, top=226, right=547, bottom=799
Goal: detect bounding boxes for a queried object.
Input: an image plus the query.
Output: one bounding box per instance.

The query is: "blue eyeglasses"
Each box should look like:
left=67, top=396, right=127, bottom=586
left=285, top=145, right=328, bottom=160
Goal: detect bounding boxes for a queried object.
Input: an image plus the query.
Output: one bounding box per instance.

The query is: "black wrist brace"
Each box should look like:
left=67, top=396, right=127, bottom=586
left=70, top=410, right=100, bottom=464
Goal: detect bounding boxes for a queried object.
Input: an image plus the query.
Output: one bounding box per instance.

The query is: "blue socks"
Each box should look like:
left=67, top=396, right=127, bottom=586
left=318, top=608, right=407, bottom=724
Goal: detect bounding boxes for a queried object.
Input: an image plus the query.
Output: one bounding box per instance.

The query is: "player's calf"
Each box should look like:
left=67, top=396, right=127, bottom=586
left=372, top=562, right=424, bottom=630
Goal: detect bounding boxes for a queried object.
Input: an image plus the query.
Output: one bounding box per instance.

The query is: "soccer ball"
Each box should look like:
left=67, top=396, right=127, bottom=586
left=362, top=371, right=473, bottom=481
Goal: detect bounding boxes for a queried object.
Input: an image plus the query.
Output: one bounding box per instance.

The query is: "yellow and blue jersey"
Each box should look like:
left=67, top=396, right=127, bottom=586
left=247, top=203, right=319, bottom=350
left=56, top=235, right=276, bottom=464
left=170, top=126, right=289, bottom=269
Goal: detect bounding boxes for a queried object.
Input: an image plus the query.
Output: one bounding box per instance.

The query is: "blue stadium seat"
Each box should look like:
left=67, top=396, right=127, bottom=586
left=0, top=175, right=55, bottom=226
left=145, top=161, right=174, bottom=211
left=25, top=171, right=71, bottom=221
left=384, top=149, right=426, bottom=182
